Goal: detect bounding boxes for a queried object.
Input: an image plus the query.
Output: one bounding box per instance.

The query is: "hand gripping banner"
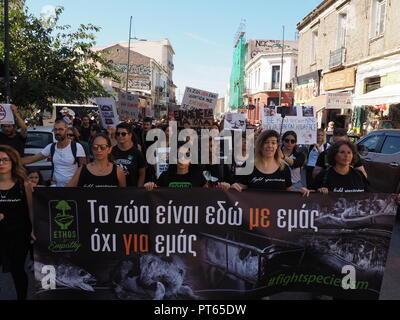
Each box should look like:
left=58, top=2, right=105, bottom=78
left=32, top=188, right=397, bottom=300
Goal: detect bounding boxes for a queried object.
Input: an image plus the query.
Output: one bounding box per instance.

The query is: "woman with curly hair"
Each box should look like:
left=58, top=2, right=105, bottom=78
left=0, top=145, right=33, bottom=300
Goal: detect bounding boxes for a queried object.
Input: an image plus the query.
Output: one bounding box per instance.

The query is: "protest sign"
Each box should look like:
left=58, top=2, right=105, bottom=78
left=0, top=104, right=15, bottom=125
left=33, top=188, right=396, bottom=300
left=223, top=113, right=246, bottom=131
left=95, top=97, right=120, bottom=129
left=156, top=147, right=170, bottom=178
left=262, top=105, right=317, bottom=144
left=181, top=87, right=218, bottom=110
left=117, top=92, right=139, bottom=120
left=173, top=109, right=214, bottom=128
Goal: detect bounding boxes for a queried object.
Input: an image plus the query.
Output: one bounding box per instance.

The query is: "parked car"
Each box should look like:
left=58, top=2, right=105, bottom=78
left=24, top=126, right=56, bottom=182
left=356, top=129, right=400, bottom=193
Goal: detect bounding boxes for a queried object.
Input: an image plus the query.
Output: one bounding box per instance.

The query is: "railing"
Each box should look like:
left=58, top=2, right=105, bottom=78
left=329, top=47, right=345, bottom=69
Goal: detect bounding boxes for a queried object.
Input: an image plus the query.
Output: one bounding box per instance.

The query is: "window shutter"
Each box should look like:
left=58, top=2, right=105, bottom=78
left=378, top=0, right=386, bottom=35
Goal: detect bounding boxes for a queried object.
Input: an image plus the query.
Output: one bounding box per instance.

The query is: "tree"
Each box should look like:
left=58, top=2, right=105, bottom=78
left=0, top=3, right=120, bottom=113
left=55, top=200, right=71, bottom=216
left=55, top=200, right=73, bottom=230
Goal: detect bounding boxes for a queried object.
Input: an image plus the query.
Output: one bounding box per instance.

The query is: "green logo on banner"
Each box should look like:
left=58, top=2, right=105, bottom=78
left=49, top=200, right=81, bottom=252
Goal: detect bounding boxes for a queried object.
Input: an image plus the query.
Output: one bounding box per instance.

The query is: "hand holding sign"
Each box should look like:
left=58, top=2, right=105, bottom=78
left=0, top=104, right=15, bottom=125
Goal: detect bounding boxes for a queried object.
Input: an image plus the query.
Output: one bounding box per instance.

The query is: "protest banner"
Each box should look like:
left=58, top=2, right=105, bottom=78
left=95, top=97, right=120, bottom=129
left=33, top=188, right=397, bottom=300
left=117, top=92, right=139, bottom=120
left=0, top=104, right=15, bottom=125
left=181, top=87, right=218, bottom=110
left=262, top=105, right=317, bottom=144
left=173, top=109, right=214, bottom=128
left=224, top=113, right=246, bottom=131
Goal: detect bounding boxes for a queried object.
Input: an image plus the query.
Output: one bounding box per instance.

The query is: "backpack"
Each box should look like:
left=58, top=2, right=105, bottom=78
left=50, top=141, right=79, bottom=178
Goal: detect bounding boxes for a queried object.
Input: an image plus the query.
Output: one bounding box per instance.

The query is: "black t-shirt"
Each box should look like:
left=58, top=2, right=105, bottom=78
left=0, top=132, right=26, bottom=156
left=313, top=167, right=369, bottom=193
left=79, top=126, right=91, bottom=143
left=236, top=165, right=292, bottom=191
left=157, top=166, right=207, bottom=188
left=316, top=149, right=363, bottom=169
left=77, top=164, right=119, bottom=187
left=112, top=146, right=145, bottom=186
left=202, top=164, right=234, bottom=186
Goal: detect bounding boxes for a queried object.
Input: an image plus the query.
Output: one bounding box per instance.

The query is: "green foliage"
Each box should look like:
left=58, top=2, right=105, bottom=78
left=0, top=4, right=121, bottom=113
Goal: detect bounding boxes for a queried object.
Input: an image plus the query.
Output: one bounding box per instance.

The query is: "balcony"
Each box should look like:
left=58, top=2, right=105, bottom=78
left=329, top=47, right=346, bottom=69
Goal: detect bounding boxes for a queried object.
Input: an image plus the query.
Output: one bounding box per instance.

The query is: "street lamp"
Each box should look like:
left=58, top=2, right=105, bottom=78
left=125, top=16, right=147, bottom=94
left=278, top=25, right=285, bottom=107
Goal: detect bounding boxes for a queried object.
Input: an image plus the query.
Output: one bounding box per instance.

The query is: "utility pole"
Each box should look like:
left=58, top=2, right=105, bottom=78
left=279, top=25, right=285, bottom=107
left=4, top=0, right=11, bottom=103
left=125, top=16, right=133, bottom=94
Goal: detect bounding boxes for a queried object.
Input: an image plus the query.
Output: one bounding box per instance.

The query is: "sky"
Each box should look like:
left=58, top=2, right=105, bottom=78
left=25, top=0, right=323, bottom=102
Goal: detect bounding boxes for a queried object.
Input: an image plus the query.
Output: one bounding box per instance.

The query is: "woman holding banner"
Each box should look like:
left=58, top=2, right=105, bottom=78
left=313, top=140, right=369, bottom=194
left=66, top=134, right=126, bottom=188
left=0, top=145, right=33, bottom=300
left=231, top=130, right=309, bottom=196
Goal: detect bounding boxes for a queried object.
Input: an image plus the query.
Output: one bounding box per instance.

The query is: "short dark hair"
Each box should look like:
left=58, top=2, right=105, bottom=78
left=116, top=122, right=133, bottom=134
left=90, top=124, right=101, bottom=132
left=143, top=117, right=152, bottom=123
left=327, top=140, right=358, bottom=167
left=333, top=128, right=348, bottom=137
left=54, top=118, right=68, bottom=127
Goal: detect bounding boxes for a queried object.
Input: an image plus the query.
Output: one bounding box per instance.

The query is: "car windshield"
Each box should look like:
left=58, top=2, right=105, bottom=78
left=26, top=132, right=53, bottom=148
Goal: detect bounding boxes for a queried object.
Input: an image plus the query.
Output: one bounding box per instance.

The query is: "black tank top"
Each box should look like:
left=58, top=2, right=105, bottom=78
left=78, top=164, right=119, bottom=187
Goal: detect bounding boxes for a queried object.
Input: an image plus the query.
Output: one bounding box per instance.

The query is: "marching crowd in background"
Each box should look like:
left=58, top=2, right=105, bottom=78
left=0, top=105, right=398, bottom=299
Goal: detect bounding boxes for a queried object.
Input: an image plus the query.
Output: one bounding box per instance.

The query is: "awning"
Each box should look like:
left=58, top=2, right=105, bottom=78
left=307, top=95, right=327, bottom=113
left=352, top=84, right=400, bottom=106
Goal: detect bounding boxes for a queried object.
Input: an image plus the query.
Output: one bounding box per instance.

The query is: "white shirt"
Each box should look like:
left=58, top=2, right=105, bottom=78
left=307, top=143, right=330, bottom=167
left=41, top=141, right=86, bottom=186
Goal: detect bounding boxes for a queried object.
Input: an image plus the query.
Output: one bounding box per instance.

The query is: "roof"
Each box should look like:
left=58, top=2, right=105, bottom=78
left=296, top=0, right=337, bottom=31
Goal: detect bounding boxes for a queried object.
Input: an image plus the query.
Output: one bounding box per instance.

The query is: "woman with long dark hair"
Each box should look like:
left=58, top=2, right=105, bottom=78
left=67, top=134, right=126, bottom=187
left=279, top=130, right=306, bottom=191
left=231, top=130, right=309, bottom=196
left=0, top=145, right=33, bottom=300
left=313, top=140, right=369, bottom=194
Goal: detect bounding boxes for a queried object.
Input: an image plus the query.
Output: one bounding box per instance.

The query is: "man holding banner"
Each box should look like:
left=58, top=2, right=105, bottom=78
left=0, top=105, right=28, bottom=157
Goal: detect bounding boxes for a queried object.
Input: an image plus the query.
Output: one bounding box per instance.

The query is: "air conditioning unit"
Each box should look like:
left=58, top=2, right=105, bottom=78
left=285, top=83, right=293, bottom=90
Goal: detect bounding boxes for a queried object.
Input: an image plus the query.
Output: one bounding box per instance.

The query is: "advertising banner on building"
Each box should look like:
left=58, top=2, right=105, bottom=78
left=294, top=71, right=320, bottom=105
left=326, top=92, right=353, bottom=109
left=95, top=97, right=120, bottom=129
left=117, top=92, right=139, bottom=120
left=262, top=105, right=317, bottom=144
left=33, top=188, right=396, bottom=300
left=0, top=104, right=15, bottom=125
left=181, top=87, right=218, bottom=111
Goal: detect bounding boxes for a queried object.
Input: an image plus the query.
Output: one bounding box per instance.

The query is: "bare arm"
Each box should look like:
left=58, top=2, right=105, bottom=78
left=117, top=167, right=127, bottom=187
left=24, top=181, right=33, bottom=224
left=137, top=167, right=146, bottom=187
left=12, top=105, right=28, bottom=138
left=356, top=165, right=368, bottom=179
left=78, top=157, right=87, bottom=166
left=65, top=167, right=83, bottom=187
left=21, top=152, right=47, bottom=165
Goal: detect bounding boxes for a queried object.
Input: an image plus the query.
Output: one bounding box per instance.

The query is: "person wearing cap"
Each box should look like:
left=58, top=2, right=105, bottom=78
left=312, top=128, right=367, bottom=180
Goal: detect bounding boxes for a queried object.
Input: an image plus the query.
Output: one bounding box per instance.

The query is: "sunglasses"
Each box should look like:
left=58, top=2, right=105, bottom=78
left=284, top=139, right=296, bottom=144
left=116, top=132, right=129, bottom=137
left=92, top=144, right=110, bottom=151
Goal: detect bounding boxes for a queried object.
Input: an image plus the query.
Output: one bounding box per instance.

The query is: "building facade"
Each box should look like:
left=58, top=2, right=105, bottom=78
left=296, top=0, right=400, bottom=133
left=243, top=40, right=298, bottom=124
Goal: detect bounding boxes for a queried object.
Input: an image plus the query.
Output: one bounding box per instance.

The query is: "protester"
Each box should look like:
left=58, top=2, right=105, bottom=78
left=313, top=140, right=369, bottom=194
left=144, top=144, right=207, bottom=190
left=305, top=129, right=329, bottom=188
left=0, top=145, right=33, bottom=300
left=112, top=122, right=146, bottom=187
left=87, top=124, right=102, bottom=161
left=0, top=105, right=28, bottom=157
left=67, top=134, right=126, bottom=188
left=22, top=119, right=86, bottom=187
left=79, top=114, right=92, bottom=143
left=312, top=128, right=367, bottom=179
left=278, top=131, right=306, bottom=191
left=66, top=127, right=89, bottom=162
left=231, top=130, right=309, bottom=196
left=26, top=169, right=45, bottom=187
left=139, top=117, right=154, bottom=153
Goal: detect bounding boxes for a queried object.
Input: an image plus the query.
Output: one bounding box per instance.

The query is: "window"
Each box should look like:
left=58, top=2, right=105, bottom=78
left=365, top=77, right=381, bottom=93
left=381, top=136, right=400, bottom=154
left=26, top=132, right=53, bottom=149
left=311, top=30, right=318, bottom=62
left=272, top=66, right=280, bottom=89
left=358, top=134, right=384, bottom=152
left=371, top=0, right=387, bottom=38
left=337, top=12, right=347, bottom=49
